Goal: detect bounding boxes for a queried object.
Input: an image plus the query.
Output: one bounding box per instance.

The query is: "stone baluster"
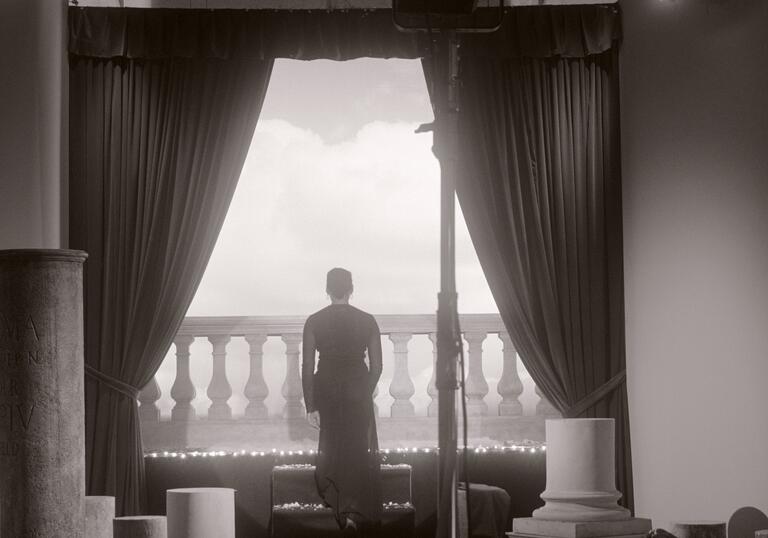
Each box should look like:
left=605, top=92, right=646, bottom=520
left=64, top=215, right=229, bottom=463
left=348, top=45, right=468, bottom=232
left=207, top=335, right=232, bottom=420
left=244, top=334, right=269, bottom=419
left=170, top=335, right=196, bottom=422
left=281, top=334, right=304, bottom=419
left=535, top=384, right=560, bottom=417
left=139, top=376, right=162, bottom=422
left=389, top=333, right=415, bottom=417
left=497, top=332, right=523, bottom=416
left=427, top=332, right=438, bottom=417
left=464, top=331, right=489, bottom=416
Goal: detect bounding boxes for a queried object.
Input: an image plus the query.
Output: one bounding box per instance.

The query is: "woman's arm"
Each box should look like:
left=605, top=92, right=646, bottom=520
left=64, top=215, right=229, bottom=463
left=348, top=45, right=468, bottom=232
left=367, top=316, right=383, bottom=394
left=302, top=320, right=317, bottom=413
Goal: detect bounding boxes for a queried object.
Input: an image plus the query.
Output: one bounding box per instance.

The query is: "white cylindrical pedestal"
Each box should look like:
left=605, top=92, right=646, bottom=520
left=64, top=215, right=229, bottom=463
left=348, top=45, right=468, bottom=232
left=86, top=496, right=115, bottom=538
left=167, top=488, right=235, bottom=538
left=533, top=418, right=630, bottom=521
left=114, top=516, right=167, bottom=538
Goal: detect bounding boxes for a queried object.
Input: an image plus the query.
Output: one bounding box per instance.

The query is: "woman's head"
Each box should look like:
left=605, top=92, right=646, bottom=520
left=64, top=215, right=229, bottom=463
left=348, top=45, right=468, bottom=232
left=326, top=267, right=353, bottom=300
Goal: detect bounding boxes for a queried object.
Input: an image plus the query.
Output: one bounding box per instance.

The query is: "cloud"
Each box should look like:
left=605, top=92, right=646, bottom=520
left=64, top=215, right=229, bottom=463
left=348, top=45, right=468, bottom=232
left=153, top=118, right=514, bottom=422
left=186, top=118, right=497, bottom=317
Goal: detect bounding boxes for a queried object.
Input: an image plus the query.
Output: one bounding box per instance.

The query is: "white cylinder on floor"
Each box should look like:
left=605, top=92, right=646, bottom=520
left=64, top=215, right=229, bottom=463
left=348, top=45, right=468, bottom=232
left=86, top=496, right=115, bottom=538
left=166, top=488, right=236, bottom=538
left=533, top=418, right=630, bottom=521
left=113, top=516, right=167, bottom=538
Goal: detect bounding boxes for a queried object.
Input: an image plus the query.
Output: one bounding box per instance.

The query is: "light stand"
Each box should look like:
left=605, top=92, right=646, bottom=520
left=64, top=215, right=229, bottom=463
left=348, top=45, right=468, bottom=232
left=434, top=31, right=462, bottom=538
left=393, top=5, right=503, bottom=537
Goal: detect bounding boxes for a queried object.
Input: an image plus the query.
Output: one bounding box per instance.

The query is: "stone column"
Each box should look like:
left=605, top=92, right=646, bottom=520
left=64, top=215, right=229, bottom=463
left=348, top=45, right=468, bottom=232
left=0, top=249, right=87, bottom=537
left=427, top=332, right=439, bottom=417
left=534, top=419, right=630, bottom=521
left=138, top=377, right=162, bottom=422
left=86, top=496, right=115, bottom=538
left=513, top=419, right=651, bottom=538
left=497, top=332, right=523, bottom=416
left=244, top=334, right=268, bottom=419
left=207, top=335, right=232, bottom=420
left=171, top=335, right=196, bottom=422
left=281, top=334, right=304, bottom=419
left=464, top=331, right=489, bottom=416
left=389, top=333, right=415, bottom=417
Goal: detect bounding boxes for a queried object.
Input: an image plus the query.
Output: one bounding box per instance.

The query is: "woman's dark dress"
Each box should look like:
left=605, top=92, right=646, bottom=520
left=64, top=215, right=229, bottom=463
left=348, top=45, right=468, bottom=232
left=302, top=304, right=383, bottom=529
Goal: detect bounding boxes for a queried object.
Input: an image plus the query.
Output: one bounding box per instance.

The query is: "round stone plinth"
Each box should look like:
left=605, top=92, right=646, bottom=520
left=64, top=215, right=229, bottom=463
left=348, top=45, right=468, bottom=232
left=0, top=249, right=88, bottom=537
left=533, top=418, right=630, bottom=521
left=114, top=516, right=167, bottom=538
left=86, top=496, right=115, bottom=538
left=167, top=487, right=235, bottom=538
left=671, top=522, right=726, bottom=538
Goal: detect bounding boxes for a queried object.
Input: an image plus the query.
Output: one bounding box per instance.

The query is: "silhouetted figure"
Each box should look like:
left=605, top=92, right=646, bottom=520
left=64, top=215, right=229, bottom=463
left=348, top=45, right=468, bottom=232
left=302, top=268, right=383, bottom=534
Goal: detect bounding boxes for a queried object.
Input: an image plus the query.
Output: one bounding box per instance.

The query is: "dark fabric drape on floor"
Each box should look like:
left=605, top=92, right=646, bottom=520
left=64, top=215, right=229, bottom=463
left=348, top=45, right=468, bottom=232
left=454, top=48, right=632, bottom=509
left=69, top=55, right=273, bottom=515
left=68, top=6, right=619, bottom=60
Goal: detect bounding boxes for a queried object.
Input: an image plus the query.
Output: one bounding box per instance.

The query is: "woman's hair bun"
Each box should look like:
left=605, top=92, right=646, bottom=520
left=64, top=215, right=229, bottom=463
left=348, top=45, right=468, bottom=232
left=326, top=267, right=353, bottom=299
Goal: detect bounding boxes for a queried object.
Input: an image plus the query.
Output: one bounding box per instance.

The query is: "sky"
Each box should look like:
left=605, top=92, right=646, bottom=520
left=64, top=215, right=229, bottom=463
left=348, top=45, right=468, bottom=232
left=152, top=58, right=539, bottom=422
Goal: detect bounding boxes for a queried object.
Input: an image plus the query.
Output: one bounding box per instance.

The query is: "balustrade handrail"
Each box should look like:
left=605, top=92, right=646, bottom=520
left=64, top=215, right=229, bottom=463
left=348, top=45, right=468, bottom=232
left=175, top=313, right=507, bottom=338
left=139, top=312, right=559, bottom=451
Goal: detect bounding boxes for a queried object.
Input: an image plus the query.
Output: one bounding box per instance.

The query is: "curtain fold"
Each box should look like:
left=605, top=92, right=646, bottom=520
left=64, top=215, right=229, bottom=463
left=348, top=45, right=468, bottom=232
left=453, top=49, right=633, bottom=509
left=69, top=54, right=273, bottom=515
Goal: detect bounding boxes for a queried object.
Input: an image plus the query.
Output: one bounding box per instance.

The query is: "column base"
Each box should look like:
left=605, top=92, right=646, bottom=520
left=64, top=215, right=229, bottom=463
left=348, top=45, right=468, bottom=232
left=512, top=517, right=652, bottom=538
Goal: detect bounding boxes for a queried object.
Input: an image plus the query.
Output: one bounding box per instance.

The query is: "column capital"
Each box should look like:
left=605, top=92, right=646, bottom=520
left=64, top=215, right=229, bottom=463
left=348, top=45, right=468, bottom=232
left=208, top=334, right=231, bottom=347
left=244, top=333, right=268, bottom=347
left=174, top=335, right=195, bottom=348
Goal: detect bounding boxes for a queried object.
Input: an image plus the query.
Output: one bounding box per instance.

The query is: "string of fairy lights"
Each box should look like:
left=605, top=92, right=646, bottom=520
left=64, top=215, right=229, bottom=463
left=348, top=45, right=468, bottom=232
left=145, top=442, right=546, bottom=460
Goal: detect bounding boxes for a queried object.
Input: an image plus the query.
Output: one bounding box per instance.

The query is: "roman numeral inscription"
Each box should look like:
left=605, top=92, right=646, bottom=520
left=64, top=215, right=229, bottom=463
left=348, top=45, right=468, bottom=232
left=0, top=313, right=45, bottom=457
left=0, top=404, right=35, bottom=433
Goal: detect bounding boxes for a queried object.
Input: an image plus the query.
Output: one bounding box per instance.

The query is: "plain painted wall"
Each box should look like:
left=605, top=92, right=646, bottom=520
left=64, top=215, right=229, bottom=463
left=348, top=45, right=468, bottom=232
left=621, top=0, right=768, bottom=529
left=0, top=0, right=67, bottom=249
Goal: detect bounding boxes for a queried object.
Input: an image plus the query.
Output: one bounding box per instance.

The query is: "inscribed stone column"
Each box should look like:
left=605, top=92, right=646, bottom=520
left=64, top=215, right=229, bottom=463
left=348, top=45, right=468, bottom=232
left=0, top=249, right=88, bottom=537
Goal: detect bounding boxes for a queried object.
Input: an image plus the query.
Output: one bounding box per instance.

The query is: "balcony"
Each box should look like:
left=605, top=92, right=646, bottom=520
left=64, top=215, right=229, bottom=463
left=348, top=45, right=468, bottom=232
left=138, top=314, right=560, bottom=452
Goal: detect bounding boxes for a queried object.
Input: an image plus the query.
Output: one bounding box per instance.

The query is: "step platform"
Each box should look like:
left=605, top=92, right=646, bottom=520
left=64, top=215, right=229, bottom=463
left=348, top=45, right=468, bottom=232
left=272, top=502, right=415, bottom=538
left=271, top=463, right=412, bottom=505
left=271, top=463, right=415, bottom=537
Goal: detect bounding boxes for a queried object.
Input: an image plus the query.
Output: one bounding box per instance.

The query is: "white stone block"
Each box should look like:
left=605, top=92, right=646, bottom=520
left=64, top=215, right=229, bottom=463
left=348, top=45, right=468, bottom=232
left=114, top=516, right=167, bottom=538
left=166, top=487, right=236, bottom=538
left=513, top=517, right=652, bottom=538
left=86, top=496, right=115, bottom=538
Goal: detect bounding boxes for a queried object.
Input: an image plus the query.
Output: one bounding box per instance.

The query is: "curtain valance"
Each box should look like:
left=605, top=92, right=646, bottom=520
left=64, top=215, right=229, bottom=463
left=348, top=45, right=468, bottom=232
left=68, top=5, right=620, bottom=60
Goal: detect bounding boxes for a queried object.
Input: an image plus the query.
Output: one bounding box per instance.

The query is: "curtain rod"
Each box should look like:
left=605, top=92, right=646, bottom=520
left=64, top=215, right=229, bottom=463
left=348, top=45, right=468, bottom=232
left=72, top=0, right=617, bottom=9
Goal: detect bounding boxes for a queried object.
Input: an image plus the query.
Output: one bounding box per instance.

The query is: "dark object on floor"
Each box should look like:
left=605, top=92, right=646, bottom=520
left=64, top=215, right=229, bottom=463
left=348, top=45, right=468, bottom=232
left=728, top=507, right=768, bottom=538
left=648, top=529, right=678, bottom=538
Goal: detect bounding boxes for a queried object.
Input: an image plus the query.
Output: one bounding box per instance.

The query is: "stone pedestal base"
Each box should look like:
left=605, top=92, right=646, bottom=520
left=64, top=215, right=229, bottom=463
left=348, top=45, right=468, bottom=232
left=167, top=487, right=235, bottom=538
left=114, top=516, right=167, bottom=538
left=86, top=496, right=115, bottom=538
left=512, top=517, right=652, bottom=538
left=671, top=522, right=726, bottom=538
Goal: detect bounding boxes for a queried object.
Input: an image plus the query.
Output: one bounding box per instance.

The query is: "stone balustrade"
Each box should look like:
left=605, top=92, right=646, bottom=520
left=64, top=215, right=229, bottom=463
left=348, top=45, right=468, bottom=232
left=139, top=314, right=559, bottom=451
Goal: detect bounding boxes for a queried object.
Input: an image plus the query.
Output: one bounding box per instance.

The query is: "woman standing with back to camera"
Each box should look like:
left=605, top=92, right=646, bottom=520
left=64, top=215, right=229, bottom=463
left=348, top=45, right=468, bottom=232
left=302, top=268, right=383, bottom=536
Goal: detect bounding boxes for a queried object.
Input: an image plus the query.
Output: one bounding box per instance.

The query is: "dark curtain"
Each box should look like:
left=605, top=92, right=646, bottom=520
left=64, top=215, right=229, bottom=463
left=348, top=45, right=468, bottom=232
left=454, top=49, right=632, bottom=509
left=69, top=55, right=273, bottom=514
left=67, top=1, right=624, bottom=516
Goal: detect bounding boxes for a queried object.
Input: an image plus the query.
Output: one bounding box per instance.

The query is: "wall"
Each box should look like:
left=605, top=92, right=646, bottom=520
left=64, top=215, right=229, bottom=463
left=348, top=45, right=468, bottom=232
left=0, top=0, right=67, bottom=249
left=621, top=0, right=768, bottom=529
